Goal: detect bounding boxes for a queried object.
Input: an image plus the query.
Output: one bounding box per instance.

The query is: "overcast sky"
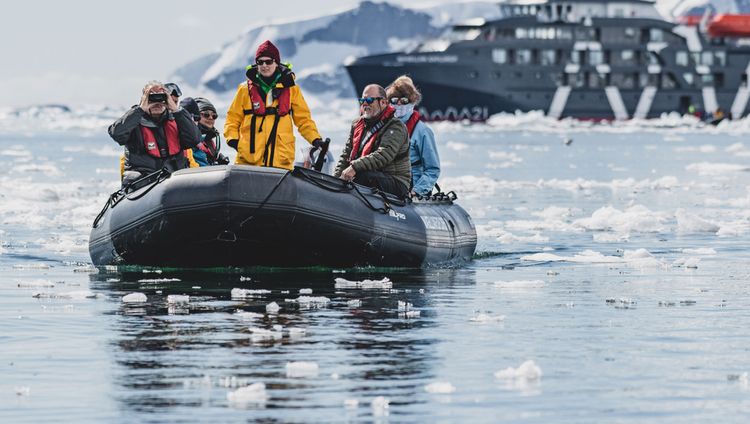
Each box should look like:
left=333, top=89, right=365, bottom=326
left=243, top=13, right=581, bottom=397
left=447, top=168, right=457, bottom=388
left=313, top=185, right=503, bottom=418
left=0, top=0, right=459, bottom=108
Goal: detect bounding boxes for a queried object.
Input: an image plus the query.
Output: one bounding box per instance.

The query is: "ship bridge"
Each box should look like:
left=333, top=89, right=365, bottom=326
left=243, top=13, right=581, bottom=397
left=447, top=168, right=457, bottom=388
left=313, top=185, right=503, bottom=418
left=500, top=0, right=663, bottom=23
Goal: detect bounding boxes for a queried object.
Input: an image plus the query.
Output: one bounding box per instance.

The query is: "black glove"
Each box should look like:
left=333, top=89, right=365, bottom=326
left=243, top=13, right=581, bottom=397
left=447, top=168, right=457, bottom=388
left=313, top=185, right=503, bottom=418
left=227, top=139, right=238, bottom=151
left=311, top=138, right=324, bottom=149
left=216, top=153, right=230, bottom=165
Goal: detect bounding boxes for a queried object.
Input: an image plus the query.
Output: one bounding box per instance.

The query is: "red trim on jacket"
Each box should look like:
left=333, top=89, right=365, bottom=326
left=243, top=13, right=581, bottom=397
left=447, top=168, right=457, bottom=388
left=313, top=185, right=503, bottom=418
left=350, top=105, right=396, bottom=161
left=405, top=110, right=421, bottom=138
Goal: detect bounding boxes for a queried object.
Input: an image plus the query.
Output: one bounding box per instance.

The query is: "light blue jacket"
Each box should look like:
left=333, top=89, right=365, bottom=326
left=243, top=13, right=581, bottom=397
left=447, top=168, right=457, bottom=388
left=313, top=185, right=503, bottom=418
left=399, top=113, right=440, bottom=195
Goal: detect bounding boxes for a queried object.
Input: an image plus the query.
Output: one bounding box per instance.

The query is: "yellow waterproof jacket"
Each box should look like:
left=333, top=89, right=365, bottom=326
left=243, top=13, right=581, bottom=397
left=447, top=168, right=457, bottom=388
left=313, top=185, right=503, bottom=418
left=224, top=66, right=321, bottom=170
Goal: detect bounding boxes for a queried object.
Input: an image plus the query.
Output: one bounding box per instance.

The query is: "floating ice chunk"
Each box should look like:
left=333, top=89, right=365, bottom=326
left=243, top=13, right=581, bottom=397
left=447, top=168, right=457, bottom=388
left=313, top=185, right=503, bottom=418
left=33, top=290, right=102, bottom=300
left=138, top=278, right=180, bottom=283
left=239, top=276, right=252, bottom=282
left=265, top=302, right=280, bottom=313
left=371, top=396, right=390, bottom=415
left=686, top=162, right=749, bottom=175
left=286, top=361, right=319, bottom=378
left=574, top=205, right=668, bottom=234
left=122, top=292, right=147, bottom=303
left=592, top=232, right=630, bottom=243
left=15, top=387, right=30, bottom=396
left=286, top=296, right=330, bottom=308
left=494, top=280, right=545, bottom=289
left=231, top=288, right=271, bottom=299
left=13, top=263, right=51, bottom=270
left=167, top=295, right=189, bottom=304
left=494, top=360, right=542, bottom=380
left=681, top=248, right=716, bottom=255
left=142, top=269, right=162, bottom=274
left=234, top=310, right=264, bottom=320
left=73, top=265, right=98, bottom=273
left=425, top=382, right=456, bottom=394
left=288, top=328, right=306, bottom=339
left=398, top=300, right=413, bottom=311
left=470, top=313, right=505, bottom=323
left=227, top=382, right=268, bottom=405
left=249, top=327, right=282, bottom=343
left=334, top=277, right=392, bottom=289
left=299, top=288, right=313, bottom=294
left=191, top=286, right=201, bottom=289
left=676, top=209, right=719, bottom=234
left=17, top=279, right=55, bottom=288
left=347, top=299, right=362, bottom=308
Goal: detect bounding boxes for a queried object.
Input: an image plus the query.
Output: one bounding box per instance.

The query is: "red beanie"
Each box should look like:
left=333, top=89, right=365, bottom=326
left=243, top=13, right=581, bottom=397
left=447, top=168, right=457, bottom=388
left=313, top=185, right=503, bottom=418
left=255, top=40, right=280, bottom=63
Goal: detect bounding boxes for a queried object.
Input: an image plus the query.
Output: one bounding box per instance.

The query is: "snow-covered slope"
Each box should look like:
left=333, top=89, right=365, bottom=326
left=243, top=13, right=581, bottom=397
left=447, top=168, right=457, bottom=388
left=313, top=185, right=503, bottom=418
left=170, top=1, right=501, bottom=97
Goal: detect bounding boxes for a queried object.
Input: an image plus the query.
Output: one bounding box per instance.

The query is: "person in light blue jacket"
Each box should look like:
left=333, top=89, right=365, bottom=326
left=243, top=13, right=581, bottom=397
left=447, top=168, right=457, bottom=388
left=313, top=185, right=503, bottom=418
left=386, top=75, right=440, bottom=197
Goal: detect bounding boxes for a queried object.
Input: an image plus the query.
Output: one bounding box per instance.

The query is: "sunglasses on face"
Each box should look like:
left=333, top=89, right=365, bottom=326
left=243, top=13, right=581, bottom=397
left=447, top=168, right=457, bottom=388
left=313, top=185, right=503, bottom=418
left=358, top=96, right=383, bottom=105
left=201, top=111, right=218, bottom=119
left=256, top=59, right=275, bottom=66
left=390, top=97, right=410, bottom=105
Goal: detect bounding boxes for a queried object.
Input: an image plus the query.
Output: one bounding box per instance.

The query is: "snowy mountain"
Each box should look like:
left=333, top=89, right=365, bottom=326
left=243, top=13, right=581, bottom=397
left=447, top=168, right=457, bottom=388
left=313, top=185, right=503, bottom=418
left=170, top=1, right=502, bottom=98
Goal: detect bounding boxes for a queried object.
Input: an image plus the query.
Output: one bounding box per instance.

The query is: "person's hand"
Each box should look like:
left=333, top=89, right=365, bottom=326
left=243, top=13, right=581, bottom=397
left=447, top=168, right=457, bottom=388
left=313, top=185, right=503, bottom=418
left=166, top=93, right=178, bottom=112
left=227, top=139, right=239, bottom=151
left=216, top=153, right=230, bottom=165
left=138, top=91, right=150, bottom=112
left=341, top=165, right=356, bottom=182
left=311, top=138, right=325, bottom=149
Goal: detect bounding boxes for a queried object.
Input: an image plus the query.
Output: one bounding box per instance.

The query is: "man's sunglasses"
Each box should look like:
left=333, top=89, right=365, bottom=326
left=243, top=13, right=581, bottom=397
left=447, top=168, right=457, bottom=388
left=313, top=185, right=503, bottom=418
left=201, top=111, right=218, bottom=119
left=256, top=59, right=275, bottom=66
left=358, top=96, right=383, bottom=105
left=389, top=97, right=410, bottom=105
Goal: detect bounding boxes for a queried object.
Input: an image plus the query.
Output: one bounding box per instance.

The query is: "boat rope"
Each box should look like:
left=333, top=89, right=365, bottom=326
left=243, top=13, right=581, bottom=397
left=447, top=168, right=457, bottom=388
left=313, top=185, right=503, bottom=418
left=239, top=170, right=292, bottom=228
left=290, top=167, right=408, bottom=214
left=92, top=168, right=172, bottom=228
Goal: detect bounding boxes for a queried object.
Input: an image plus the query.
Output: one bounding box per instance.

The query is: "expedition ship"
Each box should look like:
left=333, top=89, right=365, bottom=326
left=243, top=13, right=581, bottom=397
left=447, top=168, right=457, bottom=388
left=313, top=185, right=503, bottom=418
left=344, top=0, right=750, bottom=121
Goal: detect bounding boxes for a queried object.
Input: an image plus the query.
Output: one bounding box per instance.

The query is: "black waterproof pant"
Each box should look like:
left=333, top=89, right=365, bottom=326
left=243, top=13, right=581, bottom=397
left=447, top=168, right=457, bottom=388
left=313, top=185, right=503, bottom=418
left=354, top=170, right=409, bottom=198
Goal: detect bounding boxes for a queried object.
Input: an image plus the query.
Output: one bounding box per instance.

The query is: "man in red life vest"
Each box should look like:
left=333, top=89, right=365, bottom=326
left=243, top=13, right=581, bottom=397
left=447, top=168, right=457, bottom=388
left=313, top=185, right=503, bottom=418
left=109, top=81, right=201, bottom=188
left=333, top=84, right=411, bottom=198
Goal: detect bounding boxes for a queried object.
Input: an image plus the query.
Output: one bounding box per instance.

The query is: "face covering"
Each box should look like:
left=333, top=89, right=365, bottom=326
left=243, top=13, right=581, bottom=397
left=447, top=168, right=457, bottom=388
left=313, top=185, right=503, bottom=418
left=394, top=103, right=414, bottom=119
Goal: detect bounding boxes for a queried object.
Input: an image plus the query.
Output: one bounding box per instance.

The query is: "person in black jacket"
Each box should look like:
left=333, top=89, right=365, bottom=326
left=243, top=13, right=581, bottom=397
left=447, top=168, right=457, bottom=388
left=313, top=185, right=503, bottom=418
left=109, top=81, right=201, bottom=188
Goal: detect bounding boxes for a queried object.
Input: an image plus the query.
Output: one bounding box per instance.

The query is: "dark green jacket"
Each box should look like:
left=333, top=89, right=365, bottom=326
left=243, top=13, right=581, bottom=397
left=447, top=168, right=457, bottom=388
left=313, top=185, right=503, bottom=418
left=334, top=115, right=411, bottom=190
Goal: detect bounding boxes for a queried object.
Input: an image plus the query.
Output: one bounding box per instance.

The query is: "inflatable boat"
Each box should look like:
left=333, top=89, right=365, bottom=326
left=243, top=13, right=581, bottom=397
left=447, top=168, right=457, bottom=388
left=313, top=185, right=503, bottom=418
left=89, top=165, right=476, bottom=268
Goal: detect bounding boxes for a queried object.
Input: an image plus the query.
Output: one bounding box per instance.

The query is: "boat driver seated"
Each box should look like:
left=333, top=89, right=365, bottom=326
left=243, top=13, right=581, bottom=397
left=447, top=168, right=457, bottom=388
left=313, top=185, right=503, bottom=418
left=108, top=81, right=201, bottom=188
left=333, top=84, right=411, bottom=198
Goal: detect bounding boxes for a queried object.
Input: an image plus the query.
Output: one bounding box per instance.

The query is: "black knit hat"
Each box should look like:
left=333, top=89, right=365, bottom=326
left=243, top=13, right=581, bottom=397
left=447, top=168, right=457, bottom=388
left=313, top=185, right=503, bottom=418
left=194, top=97, right=217, bottom=113
left=179, top=97, right=200, bottom=121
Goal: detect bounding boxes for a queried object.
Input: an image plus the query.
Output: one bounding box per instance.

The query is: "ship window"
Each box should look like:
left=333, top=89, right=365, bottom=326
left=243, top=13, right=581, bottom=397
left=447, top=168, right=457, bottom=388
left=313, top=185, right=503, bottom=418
left=715, top=51, right=726, bottom=66
left=575, top=27, right=597, bottom=41
left=675, top=51, right=689, bottom=66
left=701, top=74, right=713, bottom=84
left=683, top=73, right=694, bottom=86
left=624, top=27, right=637, bottom=38
left=650, top=28, right=664, bottom=42
left=618, top=49, right=636, bottom=66
left=569, top=50, right=581, bottom=65
left=516, top=28, right=528, bottom=39
left=541, top=49, right=557, bottom=65
left=492, top=49, right=507, bottom=64
left=589, top=51, right=604, bottom=66
left=556, top=28, right=573, bottom=40
left=516, top=49, right=532, bottom=65
left=639, top=73, right=650, bottom=88
left=701, top=51, right=714, bottom=66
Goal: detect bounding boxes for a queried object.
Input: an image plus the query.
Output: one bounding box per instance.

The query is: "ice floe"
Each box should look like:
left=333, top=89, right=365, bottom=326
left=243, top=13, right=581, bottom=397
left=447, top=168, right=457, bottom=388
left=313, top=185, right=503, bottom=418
left=227, top=382, right=268, bottom=405
left=675, top=209, right=719, bottom=234
left=334, top=277, right=393, bottom=289
left=138, top=278, right=181, bottom=283
left=167, top=295, right=189, bottom=304
left=286, top=361, right=319, bottom=378
left=231, top=288, right=271, bottom=299
left=522, top=249, right=665, bottom=268
left=470, top=313, right=506, bottom=323
left=686, top=162, right=749, bottom=176
left=249, top=327, right=283, bottom=343
left=425, top=382, right=456, bottom=394
left=265, top=302, right=280, bottom=313
left=285, top=296, right=331, bottom=308
left=122, top=292, right=147, bottom=303
left=371, top=396, right=390, bottom=416
left=494, top=360, right=543, bottom=380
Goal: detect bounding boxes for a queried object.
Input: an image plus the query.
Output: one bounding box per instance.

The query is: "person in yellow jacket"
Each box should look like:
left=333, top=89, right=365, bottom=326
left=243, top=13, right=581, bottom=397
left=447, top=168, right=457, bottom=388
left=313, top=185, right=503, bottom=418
left=224, top=40, right=324, bottom=170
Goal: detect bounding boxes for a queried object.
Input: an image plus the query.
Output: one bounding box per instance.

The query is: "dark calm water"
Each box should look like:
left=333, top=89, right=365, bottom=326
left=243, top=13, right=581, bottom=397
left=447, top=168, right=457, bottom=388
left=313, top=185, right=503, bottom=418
left=2, top=119, right=750, bottom=422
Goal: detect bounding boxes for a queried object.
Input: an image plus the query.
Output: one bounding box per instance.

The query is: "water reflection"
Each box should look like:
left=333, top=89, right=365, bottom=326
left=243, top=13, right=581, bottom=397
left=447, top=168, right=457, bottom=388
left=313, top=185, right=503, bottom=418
left=89, top=268, right=476, bottom=421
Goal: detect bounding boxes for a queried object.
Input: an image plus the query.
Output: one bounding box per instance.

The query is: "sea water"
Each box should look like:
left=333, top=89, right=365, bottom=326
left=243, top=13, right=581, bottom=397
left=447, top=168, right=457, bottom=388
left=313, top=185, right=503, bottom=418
left=2, top=115, right=750, bottom=422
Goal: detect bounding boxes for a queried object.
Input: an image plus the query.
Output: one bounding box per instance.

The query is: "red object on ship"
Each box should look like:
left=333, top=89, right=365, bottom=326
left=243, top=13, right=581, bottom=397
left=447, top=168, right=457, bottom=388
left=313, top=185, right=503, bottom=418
left=707, top=14, right=750, bottom=37
left=678, top=15, right=703, bottom=26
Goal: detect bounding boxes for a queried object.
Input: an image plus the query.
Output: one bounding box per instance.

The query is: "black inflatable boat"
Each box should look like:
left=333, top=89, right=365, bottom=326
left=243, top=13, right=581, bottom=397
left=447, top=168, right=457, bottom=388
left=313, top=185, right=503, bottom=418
left=89, top=165, right=476, bottom=268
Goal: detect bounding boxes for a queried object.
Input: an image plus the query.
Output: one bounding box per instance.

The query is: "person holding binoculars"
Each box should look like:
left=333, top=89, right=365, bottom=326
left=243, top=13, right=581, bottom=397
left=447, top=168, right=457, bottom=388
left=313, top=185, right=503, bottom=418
left=108, top=81, right=201, bottom=188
